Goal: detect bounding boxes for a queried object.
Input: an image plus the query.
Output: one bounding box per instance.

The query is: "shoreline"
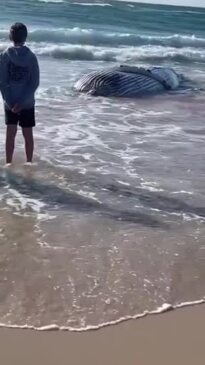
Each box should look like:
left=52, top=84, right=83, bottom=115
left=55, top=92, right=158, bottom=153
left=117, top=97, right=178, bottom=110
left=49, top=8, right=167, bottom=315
left=0, top=297, right=204, bottom=332
left=1, top=303, right=205, bottom=365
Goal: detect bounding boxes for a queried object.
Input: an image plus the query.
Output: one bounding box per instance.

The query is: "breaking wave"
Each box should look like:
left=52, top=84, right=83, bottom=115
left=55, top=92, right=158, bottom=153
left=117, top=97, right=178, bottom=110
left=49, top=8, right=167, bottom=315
left=0, top=27, right=205, bottom=48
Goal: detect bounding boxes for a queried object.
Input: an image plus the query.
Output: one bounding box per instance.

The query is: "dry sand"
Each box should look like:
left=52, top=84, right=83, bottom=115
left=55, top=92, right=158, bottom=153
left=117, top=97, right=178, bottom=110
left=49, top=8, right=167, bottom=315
left=1, top=304, right=205, bottom=365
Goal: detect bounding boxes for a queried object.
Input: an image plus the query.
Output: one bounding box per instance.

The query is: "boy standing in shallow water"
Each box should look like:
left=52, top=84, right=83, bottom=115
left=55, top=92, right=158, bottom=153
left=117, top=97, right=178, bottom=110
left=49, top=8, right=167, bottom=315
left=0, top=23, right=40, bottom=165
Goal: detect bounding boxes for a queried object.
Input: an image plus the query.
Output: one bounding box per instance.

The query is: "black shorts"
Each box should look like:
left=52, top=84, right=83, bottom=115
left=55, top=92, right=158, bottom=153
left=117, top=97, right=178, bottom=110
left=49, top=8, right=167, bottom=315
left=5, top=107, right=35, bottom=128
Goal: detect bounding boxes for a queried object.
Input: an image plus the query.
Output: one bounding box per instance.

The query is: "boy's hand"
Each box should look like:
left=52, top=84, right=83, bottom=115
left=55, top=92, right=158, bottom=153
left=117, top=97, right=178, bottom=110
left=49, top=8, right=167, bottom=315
left=12, top=104, right=22, bottom=114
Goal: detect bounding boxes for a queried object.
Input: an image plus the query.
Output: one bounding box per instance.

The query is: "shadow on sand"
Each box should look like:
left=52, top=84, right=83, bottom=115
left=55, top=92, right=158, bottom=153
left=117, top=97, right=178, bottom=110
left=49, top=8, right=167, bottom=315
left=0, top=170, right=168, bottom=229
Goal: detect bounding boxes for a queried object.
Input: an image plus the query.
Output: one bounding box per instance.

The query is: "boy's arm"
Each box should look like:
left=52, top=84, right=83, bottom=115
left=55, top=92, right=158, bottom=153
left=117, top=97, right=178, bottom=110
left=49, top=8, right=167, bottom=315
left=0, top=53, right=11, bottom=109
left=14, top=54, right=40, bottom=110
left=0, top=53, right=3, bottom=92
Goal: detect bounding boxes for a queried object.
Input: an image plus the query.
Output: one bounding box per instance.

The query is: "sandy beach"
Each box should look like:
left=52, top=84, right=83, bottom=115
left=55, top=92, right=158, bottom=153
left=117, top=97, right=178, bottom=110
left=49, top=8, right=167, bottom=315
left=1, top=304, right=204, bottom=365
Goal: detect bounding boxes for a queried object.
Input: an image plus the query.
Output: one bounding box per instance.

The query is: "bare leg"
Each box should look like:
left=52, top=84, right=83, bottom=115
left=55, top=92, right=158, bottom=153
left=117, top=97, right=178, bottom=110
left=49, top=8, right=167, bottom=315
left=6, top=125, right=17, bottom=164
left=22, top=127, right=34, bottom=163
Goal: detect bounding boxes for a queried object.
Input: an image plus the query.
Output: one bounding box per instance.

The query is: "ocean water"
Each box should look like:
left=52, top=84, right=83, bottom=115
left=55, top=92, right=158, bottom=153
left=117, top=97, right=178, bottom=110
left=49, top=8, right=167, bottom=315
left=0, top=0, right=205, bottom=330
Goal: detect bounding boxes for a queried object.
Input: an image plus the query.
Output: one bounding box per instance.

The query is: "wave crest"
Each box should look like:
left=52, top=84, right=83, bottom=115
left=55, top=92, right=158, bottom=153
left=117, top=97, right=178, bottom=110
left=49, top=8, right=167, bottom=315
left=0, top=27, right=205, bottom=48
left=0, top=41, right=205, bottom=64
left=29, top=44, right=205, bottom=64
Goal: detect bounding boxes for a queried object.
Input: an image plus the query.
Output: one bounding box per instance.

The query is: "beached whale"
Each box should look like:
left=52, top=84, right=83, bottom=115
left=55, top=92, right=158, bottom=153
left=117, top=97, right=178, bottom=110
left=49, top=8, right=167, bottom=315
left=74, top=65, right=181, bottom=97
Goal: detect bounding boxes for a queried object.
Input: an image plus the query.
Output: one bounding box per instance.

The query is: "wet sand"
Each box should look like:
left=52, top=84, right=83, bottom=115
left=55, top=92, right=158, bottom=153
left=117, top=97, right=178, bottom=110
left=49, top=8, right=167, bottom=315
left=1, top=304, right=205, bottom=365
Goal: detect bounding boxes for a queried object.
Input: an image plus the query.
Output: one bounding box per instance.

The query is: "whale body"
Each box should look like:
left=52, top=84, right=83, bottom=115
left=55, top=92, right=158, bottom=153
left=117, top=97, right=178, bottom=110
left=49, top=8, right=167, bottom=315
left=74, top=65, right=181, bottom=97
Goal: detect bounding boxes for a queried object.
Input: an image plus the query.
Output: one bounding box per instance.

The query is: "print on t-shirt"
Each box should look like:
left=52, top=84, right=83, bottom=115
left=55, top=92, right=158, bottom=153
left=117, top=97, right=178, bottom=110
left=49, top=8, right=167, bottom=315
left=8, top=61, right=29, bottom=82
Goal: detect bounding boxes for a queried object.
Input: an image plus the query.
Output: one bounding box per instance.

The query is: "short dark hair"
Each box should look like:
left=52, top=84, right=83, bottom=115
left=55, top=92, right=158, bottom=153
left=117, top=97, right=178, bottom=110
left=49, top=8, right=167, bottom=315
left=9, top=23, right=28, bottom=44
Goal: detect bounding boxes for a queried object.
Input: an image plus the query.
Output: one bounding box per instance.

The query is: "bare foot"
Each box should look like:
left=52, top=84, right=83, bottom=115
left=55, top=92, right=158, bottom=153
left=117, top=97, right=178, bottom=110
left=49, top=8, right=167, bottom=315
left=4, top=163, right=12, bottom=168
